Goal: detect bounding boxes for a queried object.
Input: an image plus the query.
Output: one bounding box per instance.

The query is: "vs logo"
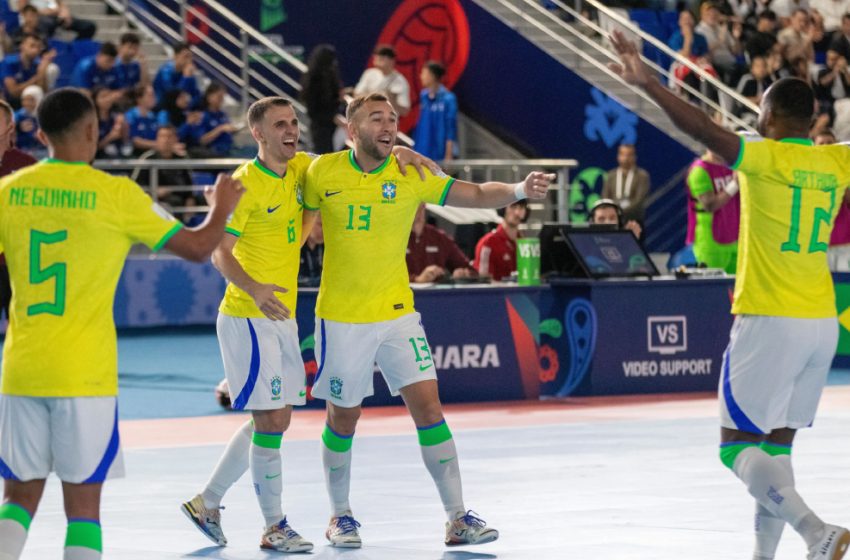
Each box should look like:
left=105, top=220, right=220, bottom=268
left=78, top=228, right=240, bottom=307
left=647, top=316, right=687, bottom=355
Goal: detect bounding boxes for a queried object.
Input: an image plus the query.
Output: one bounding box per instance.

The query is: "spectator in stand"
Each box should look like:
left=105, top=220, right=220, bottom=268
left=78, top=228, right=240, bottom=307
left=185, top=82, right=236, bottom=157
left=829, top=12, right=850, bottom=59
left=13, top=84, right=41, bottom=154
left=299, top=214, right=324, bottom=287
left=137, top=125, right=195, bottom=223
left=413, top=60, right=458, bottom=162
left=19, top=0, right=96, bottom=40
left=3, top=33, right=56, bottom=109
left=685, top=151, right=741, bottom=273
left=816, top=49, right=850, bottom=123
left=407, top=204, right=474, bottom=283
left=93, top=86, right=127, bottom=158
left=124, top=83, right=158, bottom=153
left=474, top=199, right=528, bottom=281
left=353, top=44, right=411, bottom=116
left=810, top=0, right=850, bottom=33
left=736, top=55, right=772, bottom=105
left=301, top=43, right=343, bottom=154
left=71, top=41, right=121, bottom=95
left=153, top=41, right=200, bottom=105
left=745, top=10, right=778, bottom=59
left=695, top=1, right=743, bottom=80
left=601, top=144, right=651, bottom=224
left=770, top=0, right=809, bottom=24
left=778, top=8, right=814, bottom=62
left=10, top=5, right=42, bottom=49
left=669, top=10, right=717, bottom=96
left=115, top=32, right=148, bottom=91
left=0, top=98, right=37, bottom=324
left=588, top=199, right=643, bottom=239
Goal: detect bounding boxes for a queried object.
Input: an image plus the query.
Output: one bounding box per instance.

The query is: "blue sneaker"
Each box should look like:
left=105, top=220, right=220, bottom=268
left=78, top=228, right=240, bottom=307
left=326, top=512, right=362, bottom=548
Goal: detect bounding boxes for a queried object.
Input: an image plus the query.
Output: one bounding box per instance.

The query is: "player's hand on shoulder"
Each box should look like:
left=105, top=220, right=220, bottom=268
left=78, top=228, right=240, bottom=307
left=393, top=146, right=441, bottom=180
left=249, top=283, right=290, bottom=321
left=522, top=171, right=555, bottom=200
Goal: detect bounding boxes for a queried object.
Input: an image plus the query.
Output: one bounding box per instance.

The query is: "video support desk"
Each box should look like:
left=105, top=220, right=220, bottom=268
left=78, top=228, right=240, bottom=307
left=539, top=277, right=736, bottom=398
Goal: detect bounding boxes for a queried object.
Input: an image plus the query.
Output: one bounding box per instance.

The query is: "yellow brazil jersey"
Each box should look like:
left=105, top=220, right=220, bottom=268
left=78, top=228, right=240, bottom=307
left=731, top=136, right=850, bottom=318
left=0, top=159, right=181, bottom=397
left=304, top=150, right=454, bottom=323
left=219, top=154, right=311, bottom=318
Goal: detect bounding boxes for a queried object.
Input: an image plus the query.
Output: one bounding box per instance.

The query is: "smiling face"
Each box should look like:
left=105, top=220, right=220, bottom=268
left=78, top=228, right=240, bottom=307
left=252, top=103, right=299, bottom=163
left=349, top=99, right=397, bottom=161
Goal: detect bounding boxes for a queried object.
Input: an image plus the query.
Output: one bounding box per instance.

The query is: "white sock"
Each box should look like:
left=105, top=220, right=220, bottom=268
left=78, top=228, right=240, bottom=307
left=250, top=432, right=284, bottom=527
left=63, top=547, right=100, bottom=560
left=0, top=517, right=28, bottom=560
left=202, top=419, right=252, bottom=508
left=417, top=421, right=465, bottom=521
left=753, top=454, right=793, bottom=560
left=734, top=447, right=824, bottom=548
left=321, top=425, right=353, bottom=516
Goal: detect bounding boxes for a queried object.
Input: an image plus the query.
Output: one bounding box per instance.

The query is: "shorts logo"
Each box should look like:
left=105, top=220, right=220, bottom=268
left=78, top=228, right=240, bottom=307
left=381, top=181, right=397, bottom=204
left=271, top=376, right=282, bottom=400
left=329, top=376, right=343, bottom=399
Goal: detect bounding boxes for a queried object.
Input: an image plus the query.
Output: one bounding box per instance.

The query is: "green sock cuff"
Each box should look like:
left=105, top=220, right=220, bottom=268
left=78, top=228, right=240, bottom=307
left=322, top=425, right=353, bottom=453
left=0, top=503, right=32, bottom=531
left=417, top=420, right=452, bottom=447
left=252, top=431, right=283, bottom=449
left=65, top=520, right=102, bottom=552
left=719, top=442, right=759, bottom=470
left=760, top=442, right=792, bottom=457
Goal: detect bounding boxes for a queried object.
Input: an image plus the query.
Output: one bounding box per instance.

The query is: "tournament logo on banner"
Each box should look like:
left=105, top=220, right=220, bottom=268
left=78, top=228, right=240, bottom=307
left=373, top=0, right=471, bottom=133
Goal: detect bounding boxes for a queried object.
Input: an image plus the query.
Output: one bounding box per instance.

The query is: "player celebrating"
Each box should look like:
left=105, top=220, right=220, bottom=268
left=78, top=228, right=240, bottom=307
left=180, top=96, right=439, bottom=552
left=302, top=92, right=553, bottom=548
left=610, top=31, right=849, bottom=560
left=0, top=88, right=243, bottom=560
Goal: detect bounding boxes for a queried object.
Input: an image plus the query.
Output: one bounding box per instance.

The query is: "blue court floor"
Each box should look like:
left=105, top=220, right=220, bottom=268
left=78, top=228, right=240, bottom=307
left=8, top=330, right=850, bottom=559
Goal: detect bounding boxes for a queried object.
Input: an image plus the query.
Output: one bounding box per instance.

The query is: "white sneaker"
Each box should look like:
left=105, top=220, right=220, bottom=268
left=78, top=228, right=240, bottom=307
left=260, top=518, right=313, bottom=553
left=180, top=494, right=226, bottom=546
left=808, top=525, right=850, bottom=560
left=445, top=511, right=499, bottom=546
left=326, top=512, right=362, bottom=548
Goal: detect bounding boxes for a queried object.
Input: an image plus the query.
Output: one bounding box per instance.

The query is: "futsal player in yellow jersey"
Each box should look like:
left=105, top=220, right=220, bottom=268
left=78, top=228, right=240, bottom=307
left=178, top=97, right=440, bottom=553
left=0, top=88, right=244, bottom=560
left=302, top=93, right=554, bottom=548
left=611, top=32, right=849, bottom=559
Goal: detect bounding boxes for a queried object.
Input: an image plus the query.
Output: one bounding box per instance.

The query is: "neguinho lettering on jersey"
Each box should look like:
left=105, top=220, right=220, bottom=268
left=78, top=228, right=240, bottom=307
left=9, top=186, right=96, bottom=210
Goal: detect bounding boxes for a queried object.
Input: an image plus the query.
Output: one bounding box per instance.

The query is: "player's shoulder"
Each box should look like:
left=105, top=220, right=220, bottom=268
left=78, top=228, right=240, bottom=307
left=307, top=150, right=349, bottom=173
left=231, top=158, right=255, bottom=180
left=290, top=151, right=317, bottom=171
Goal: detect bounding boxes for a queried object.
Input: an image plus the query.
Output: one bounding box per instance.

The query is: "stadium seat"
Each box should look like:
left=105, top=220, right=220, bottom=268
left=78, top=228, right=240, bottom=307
left=71, top=39, right=102, bottom=60
left=629, top=9, right=659, bottom=28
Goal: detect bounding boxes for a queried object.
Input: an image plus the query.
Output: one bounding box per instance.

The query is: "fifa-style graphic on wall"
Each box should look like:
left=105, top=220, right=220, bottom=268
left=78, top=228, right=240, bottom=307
left=372, top=0, right=470, bottom=133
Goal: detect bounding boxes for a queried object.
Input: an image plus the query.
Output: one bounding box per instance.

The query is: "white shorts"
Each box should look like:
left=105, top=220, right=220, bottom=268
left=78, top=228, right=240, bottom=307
left=719, top=315, right=838, bottom=434
left=217, top=313, right=307, bottom=411
left=0, top=396, right=124, bottom=483
left=312, top=312, right=438, bottom=407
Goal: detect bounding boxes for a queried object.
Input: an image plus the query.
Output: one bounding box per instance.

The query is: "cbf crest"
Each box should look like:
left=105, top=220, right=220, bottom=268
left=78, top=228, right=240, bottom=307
left=295, top=182, right=304, bottom=207
left=381, top=181, right=397, bottom=204
left=329, top=376, right=343, bottom=399
left=271, top=376, right=282, bottom=400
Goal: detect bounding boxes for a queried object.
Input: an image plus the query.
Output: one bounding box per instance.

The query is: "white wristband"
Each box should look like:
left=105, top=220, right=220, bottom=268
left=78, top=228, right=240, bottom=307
left=514, top=182, right=527, bottom=201
left=723, top=178, right=739, bottom=197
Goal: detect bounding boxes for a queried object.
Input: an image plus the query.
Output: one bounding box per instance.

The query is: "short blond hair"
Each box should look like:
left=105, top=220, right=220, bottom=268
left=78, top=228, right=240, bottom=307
left=345, top=93, right=390, bottom=122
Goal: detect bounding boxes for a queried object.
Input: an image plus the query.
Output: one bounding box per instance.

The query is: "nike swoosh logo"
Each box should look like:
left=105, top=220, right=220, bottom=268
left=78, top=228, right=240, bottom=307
left=330, top=464, right=348, bottom=472
left=419, top=363, right=432, bottom=371
left=325, top=190, right=342, bottom=197
left=299, top=390, right=306, bottom=397
left=267, top=204, right=281, bottom=213
left=439, top=456, right=456, bottom=464
left=265, top=473, right=281, bottom=480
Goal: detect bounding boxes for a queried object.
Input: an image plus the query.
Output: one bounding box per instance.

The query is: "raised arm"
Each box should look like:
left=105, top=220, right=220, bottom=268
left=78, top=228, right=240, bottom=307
left=444, top=172, right=554, bottom=208
left=608, top=30, right=741, bottom=164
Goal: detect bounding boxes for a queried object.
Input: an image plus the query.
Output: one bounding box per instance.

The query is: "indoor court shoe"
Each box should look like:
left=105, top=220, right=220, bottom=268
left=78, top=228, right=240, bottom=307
left=180, top=494, right=227, bottom=546
left=445, top=510, right=499, bottom=546
left=326, top=512, right=362, bottom=548
left=260, top=518, right=314, bottom=552
left=808, top=525, right=850, bottom=560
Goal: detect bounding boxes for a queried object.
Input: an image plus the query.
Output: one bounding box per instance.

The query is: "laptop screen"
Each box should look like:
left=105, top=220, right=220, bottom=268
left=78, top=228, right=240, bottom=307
left=565, top=230, right=659, bottom=278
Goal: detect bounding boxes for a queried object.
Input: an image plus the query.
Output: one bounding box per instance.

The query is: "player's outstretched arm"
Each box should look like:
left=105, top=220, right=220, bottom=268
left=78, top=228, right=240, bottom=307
left=164, top=173, right=244, bottom=263
left=444, top=171, right=554, bottom=208
left=608, top=30, right=740, bottom=164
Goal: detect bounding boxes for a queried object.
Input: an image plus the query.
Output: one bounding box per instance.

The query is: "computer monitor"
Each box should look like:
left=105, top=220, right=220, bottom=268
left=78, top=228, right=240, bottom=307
left=565, top=229, right=659, bottom=278
left=540, top=223, right=617, bottom=277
